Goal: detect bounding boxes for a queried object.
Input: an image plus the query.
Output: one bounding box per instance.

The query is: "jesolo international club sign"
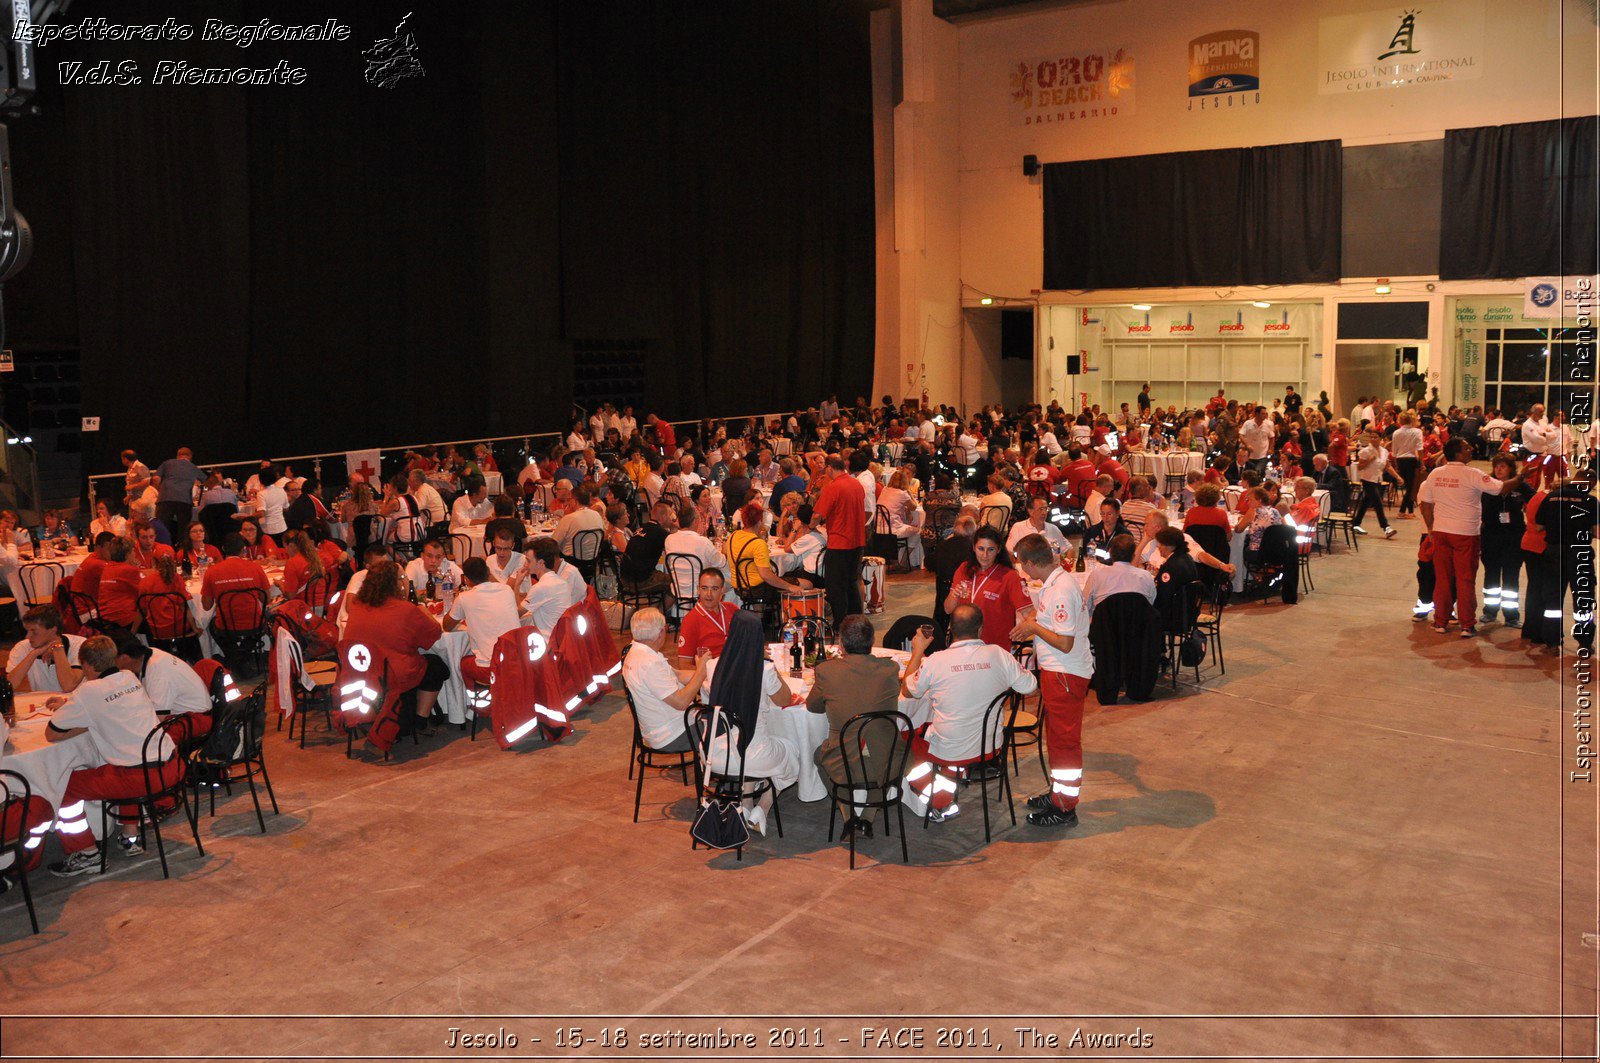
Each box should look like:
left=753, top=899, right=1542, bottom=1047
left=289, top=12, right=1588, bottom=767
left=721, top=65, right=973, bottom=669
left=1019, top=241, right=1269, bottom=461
left=1188, top=29, right=1259, bottom=111
left=1318, top=1, right=1484, bottom=94
left=1009, top=46, right=1135, bottom=125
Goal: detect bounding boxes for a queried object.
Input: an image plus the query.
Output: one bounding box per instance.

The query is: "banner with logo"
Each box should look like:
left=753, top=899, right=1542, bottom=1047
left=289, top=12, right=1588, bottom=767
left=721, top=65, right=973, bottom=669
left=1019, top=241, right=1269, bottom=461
left=1188, top=29, right=1259, bottom=111
left=346, top=449, right=382, bottom=484
left=1100, top=304, right=1313, bottom=340
left=1009, top=46, right=1135, bottom=126
left=1523, top=276, right=1599, bottom=319
left=1318, top=0, right=1484, bottom=95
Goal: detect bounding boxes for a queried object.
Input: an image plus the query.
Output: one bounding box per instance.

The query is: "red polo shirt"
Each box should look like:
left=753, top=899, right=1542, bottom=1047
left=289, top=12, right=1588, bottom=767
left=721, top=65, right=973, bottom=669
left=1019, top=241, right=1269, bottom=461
left=813, top=472, right=866, bottom=550
left=97, top=562, right=143, bottom=626
left=676, top=601, right=739, bottom=661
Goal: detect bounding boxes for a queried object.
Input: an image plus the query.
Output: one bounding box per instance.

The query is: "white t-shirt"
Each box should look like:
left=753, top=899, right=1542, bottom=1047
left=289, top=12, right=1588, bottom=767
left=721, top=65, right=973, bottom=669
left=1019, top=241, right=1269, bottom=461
left=1522, top=417, right=1561, bottom=455
left=621, top=643, right=687, bottom=750
left=139, top=648, right=212, bottom=717
left=524, top=570, right=578, bottom=635
left=50, top=669, right=168, bottom=766
left=662, top=529, right=729, bottom=599
left=908, top=639, right=1037, bottom=763
left=448, top=582, right=523, bottom=666
left=1007, top=519, right=1067, bottom=557
left=856, top=470, right=878, bottom=515
left=554, top=507, right=606, bottom=557
left=1030, top=568, right=1094, bottom=678
left=258, top=483, right=289, bottom=534
left=1240, top=419, right=1275, bottom=460
left=516, top=463, right=543, bottom=488
left=337, top=568, right=367, bottom=631
left=1418, top=462, right=1501, bottom=536
left=403, top=557, right=463, bottom=595
left=1355, top=445, right=1389, bottom=484
left=1390, top=426, right=1424, bottom=459
left=554, top=559, right=587, bottom=600
left=7, top=634, right=84, bottom=692
left=450, top=494, right=491, bottom=532
left=487, top=550, right=528, bottom=589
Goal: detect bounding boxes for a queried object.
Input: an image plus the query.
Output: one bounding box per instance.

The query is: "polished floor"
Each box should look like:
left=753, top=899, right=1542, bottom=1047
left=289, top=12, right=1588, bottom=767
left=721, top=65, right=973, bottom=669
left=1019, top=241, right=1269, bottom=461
left=0, top=515, right=1593, bottom=1062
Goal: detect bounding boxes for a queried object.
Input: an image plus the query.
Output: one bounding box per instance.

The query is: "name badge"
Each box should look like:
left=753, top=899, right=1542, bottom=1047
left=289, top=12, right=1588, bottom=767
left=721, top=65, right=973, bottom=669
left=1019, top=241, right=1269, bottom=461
left=1499, top=511, right=1511, bottom=524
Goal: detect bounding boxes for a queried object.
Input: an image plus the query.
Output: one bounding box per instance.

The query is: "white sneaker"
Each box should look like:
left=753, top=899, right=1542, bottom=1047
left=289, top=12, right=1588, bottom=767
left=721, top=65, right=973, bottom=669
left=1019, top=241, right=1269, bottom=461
left=930, top=803, right=961, bottom=823
left=743, top=805, right=767, bottom=836
left=1353, top=526, right=1368, bottom=535
left=1383, top=527, right=1397, bottom=539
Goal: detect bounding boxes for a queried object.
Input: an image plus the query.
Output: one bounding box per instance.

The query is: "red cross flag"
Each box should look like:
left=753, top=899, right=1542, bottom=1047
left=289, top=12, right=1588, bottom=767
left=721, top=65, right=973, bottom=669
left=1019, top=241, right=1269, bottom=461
left=346, top=449, right=381, bottom=485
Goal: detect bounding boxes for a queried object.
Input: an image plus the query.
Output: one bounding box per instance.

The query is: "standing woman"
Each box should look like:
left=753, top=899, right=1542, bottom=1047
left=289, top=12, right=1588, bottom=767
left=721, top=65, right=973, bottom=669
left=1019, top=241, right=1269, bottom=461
left=1390, top=412, right=1425, bottom=519
left=943, top=525, right=1033, bottom=648
left=1326, top=419, right=1351, bottom=471
left=1350, top=432, right=1396, bottom=538
left=1479, top=454, right=1532, bottom=628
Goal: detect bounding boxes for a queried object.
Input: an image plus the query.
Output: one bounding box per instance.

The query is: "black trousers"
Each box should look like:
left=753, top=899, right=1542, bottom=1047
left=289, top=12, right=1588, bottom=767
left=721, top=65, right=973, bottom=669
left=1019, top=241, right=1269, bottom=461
left=1480, top=536, right=1523, bottom=621
left=824, top=546, right=863, bottom=623
left=1350, top=481, right=1389, bottom=530
left=1524, top=547, right=1596, bottom=649
left=1395, top=457, right=1420, bottom=514
left=155, top=501, right=192, bottom=536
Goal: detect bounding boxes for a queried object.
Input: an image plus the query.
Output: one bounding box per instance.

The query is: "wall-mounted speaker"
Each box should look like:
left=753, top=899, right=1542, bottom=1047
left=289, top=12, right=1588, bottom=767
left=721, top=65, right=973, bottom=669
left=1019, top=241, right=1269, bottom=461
left=1065, top=353, right=1082, bottom=375
left=1022, top=154, right=1039, bottom=177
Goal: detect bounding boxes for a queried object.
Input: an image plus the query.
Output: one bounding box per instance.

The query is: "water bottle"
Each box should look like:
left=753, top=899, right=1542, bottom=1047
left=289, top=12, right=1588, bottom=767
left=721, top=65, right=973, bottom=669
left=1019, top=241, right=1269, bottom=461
left=782, top=621, right=800, bottom=676
left=441, top=570, right=455, bottom=612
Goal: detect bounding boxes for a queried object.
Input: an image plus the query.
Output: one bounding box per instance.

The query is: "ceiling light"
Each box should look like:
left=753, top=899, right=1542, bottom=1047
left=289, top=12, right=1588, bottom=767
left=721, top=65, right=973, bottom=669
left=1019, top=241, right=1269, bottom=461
left=979, top=297, right=994, bottom=305
left=1131, top=303, right=1151, bottom=311
left=1252, top=301, right=1271, bottom=309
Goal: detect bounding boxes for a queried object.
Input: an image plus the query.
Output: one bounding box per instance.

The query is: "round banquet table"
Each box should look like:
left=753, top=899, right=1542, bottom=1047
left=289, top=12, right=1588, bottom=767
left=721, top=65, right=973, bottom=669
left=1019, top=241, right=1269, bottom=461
left=1127, top=450, right=1205, bottom=483
left=418, top=598, right=538, bottom=726
left=7, top=549, right=91, bottom=620
left=755, top=644, right=927, bottom=803
left=1, top=692, right=107, bottom=858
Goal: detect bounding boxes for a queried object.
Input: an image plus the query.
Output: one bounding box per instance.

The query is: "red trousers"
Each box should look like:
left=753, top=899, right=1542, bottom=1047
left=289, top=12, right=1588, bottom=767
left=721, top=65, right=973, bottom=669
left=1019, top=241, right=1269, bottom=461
left=906, top=726, right=983, bottom=811
left=59, top=759, right=185, bottom=853
left=460, top=655, right=492, bottom=686
left=1431, top=531, right=1482, bottom=629
left=1040, top=670, right=1091, bottom=811
left=2, top=796, right=55, bottom=872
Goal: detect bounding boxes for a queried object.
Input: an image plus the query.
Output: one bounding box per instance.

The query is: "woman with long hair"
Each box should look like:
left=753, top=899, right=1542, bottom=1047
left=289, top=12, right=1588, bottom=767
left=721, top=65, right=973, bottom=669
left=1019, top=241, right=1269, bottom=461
left=342, top=559, right=447, bottom=736
left=278, top=530, right=327, bottom=602
left=943, top=525, right=1032, bottom=648
left=237, top=517, right=281, bottom=561
left=701, top=610, right=801, bottom=835
left=178, top=521, right=221, bottom=569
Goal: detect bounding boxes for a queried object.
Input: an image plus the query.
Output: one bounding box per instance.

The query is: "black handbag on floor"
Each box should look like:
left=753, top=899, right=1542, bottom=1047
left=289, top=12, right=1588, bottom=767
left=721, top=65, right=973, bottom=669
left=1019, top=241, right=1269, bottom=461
left=689, top=707, right=749, bottom=850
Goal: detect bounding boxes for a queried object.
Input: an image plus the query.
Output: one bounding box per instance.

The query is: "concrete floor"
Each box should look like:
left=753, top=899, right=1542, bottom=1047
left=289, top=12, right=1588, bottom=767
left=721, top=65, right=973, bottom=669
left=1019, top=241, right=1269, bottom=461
left=0, top=515, right=1594, bottom=1061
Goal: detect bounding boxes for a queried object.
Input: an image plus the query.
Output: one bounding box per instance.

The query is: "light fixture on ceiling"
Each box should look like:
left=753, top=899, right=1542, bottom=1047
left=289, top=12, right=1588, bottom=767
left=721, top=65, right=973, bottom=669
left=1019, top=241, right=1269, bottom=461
left=1252, top=301, right=1271, bottom=309
left=979, top=297, right=994, bottom=305
left=1131, top=303, right=1152, bottom=311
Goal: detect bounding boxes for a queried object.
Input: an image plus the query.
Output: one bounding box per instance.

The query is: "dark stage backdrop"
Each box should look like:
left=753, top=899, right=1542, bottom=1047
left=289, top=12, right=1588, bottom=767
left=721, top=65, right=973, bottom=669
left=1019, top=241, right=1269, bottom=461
left=9, top=0, right=875, bottom=476
left=1042, top=140, right=1342, bottom=291
left=1439, top=116, right=1599, bottom=281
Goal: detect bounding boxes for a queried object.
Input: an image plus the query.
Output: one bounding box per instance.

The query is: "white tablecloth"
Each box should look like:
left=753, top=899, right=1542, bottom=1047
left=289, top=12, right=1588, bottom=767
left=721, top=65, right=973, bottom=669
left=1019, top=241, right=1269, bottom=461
left=1129, top=451, right=1205, bottom=482
left=7, top=551, right=89, bottom=620
left=2, top=692, right=105, bottom=849
left=484, top=472, right=504, bottom=496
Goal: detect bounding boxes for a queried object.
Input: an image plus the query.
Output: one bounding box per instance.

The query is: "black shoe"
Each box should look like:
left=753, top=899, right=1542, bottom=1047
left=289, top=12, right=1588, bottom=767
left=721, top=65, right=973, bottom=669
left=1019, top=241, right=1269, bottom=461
left=967, top=758, right=1006, bottom=782
left=1025, top=791, right=1054, bottom=811
left=850, top=818, right=874, bottom=839
left=1026, top=805, right=1079, bottom=828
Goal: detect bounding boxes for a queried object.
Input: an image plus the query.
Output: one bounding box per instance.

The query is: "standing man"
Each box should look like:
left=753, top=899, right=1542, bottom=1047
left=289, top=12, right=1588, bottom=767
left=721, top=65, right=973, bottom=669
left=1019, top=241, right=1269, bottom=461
left=813, top=455, right=866, bottom=623
left=1520, top=403, right=1564, bottom=489
left=1009, top=534, right=1094, bottom=829
left=151, top=446, right=204, bottom=534
left=1239, top=407, right=1275, bottom=479
left=1418, top=439, right=1516, bottom=638
left=1283, top=386, right=1303, bottom=417
left=121, top=450, right=151, bottom=509
left=1136, top=384, right=1152, bottom=416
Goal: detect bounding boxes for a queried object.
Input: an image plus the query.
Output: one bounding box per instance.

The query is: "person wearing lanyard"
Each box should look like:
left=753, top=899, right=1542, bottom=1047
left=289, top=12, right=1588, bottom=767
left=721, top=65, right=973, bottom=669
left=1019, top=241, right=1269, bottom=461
left=942, top=526, right=1032, bottom=648
left=1008, top=533, right=1094, bottom=829
left=1479, top=455, right=1532, bottom=628
left=676, top=569, right=739, bottom=665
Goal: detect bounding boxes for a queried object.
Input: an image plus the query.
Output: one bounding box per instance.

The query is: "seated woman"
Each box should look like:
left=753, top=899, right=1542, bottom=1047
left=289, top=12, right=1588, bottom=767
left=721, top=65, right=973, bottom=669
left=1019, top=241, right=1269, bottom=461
left=699, top=610, right=801, bottom=835
left=1182, top=482, right=1233, bottom=540
left=89, top=499, right=127, bottom=541
left=604, top=503, right=632, bottom=556
left=772, top=491, right=806, bottom=545
left=177, top=521, right=222, bottom=570
left=1242, top=487, right=1284, bottom=568
left=237, top=517, right=281, bottom=561
left=1083, top=498, right=1133, bottom=561
left=1134, top=511, right=1233, bottom=579
left=725, top=502, right=810, bottom=603
left=277, top=530, right=328, bottom=608
left=340, top=559, right=447, bottom=737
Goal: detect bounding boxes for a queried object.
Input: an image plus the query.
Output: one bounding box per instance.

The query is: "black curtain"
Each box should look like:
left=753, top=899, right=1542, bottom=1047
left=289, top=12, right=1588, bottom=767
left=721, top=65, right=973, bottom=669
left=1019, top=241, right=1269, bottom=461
left=13, top=0, right=874, bottom=478
left=1042, top=140, right=1342, bottom=290
left=1439, top=116, right=1599, bottom=280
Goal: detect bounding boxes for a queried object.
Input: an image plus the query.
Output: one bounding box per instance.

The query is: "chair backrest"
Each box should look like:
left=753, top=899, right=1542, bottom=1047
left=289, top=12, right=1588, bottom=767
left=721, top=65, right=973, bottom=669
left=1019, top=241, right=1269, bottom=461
left=882, top=613, right=941, bottom=653
left=198, top=681, right=265, bottom=765
left=979, top=505, right=1009, bottom=532
left=0, top=768, right=35, bottom=858
left=838, top=709, right=914, bottom=795
left=663, top=552, right=703, bottom=604
left=214, top=588, right=268, bottom=633
left=446, top=533, right=475, bottom=564
left=19, top=562, right=63, bottom=607
left=929, top=505, right=958, bottom=540
left=730, top=537, right=764, bottom=594
left=66, top=590, right=100, bottom=626
left=1187, top=524, right=1229, bottom=574
left=873, top=506, right=893, bottom=535
left=685, top=703, right=743, bottom=788
left=138, top=592, right=196, bottom=640
left=568, top=528, right=603, bottom=562
left=135, top=716, right=187, bottom=796
left=979, top=690, right=1015, bottom=765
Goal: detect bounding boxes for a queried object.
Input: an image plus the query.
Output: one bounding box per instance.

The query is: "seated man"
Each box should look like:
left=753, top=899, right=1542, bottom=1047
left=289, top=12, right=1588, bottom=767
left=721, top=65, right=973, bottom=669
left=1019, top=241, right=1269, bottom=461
left=403, top=540, right=464, bottom=600
left=71, top=533, right=116, bottom=604
left=806, top=615, right=901, bottom=836
left=1082, top=533, right=1156, bottom=613
left=128, top=520, right=175, bottom=570
left=95, top=537, right=144, bottom=633
left=621, top=607, right=711, bottom=754
left=553, top=485, right=606, bottom=559
left=522, top=538, right=580, bottom=635
left=46, top=636, right=176, bottom=876
left=780, top=504, right=827, bottom=581
left=111, top=630, right=213, bottom=737
left=485, top=529, right=529, bottom=589
left=899, top=604, right=1037, bottom=822
left=676, top=569, right=740, bottom=665
left=619, top=501, right=674, bottom=594
left=1006, top=495, right=1068, bottom=558
left=445, top=557, right=522, bottom=688
left=201, top=533, right=272, bottom=630
left=662, top=501, right=730, bottom=603
left=336, top=543, right=389, bottom=633
left=7, top=605, right=85, bottom=693
left=449, top=476, right=493, bottom=534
